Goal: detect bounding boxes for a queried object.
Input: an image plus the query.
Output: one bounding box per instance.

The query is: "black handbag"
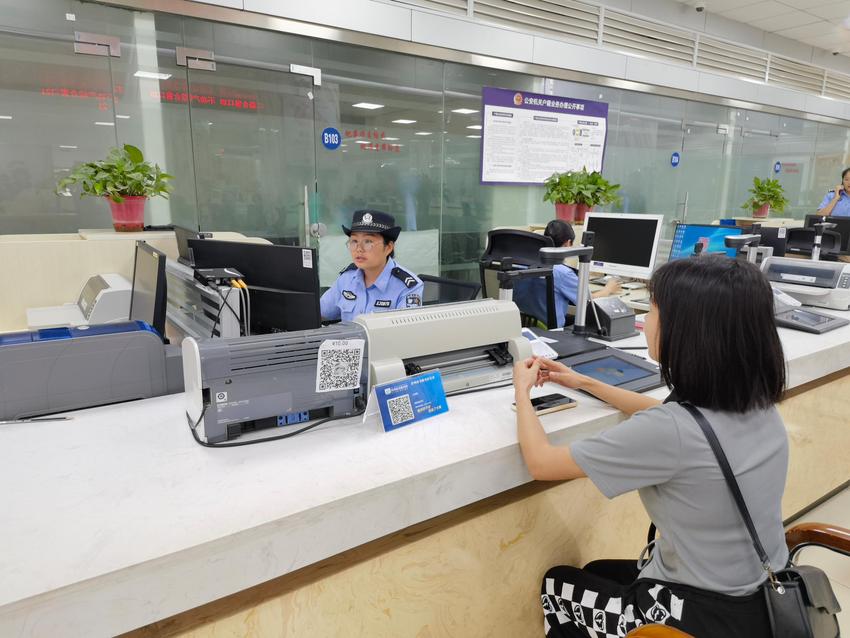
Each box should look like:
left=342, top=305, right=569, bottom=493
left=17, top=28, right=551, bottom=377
left=681, top=403, right=841, bottom=638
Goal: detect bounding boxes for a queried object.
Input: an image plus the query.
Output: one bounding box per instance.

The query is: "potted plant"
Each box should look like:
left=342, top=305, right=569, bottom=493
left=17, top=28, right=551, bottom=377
left=56, top=144, right=173, bottom=231
left=742, top=176, right=788, bottom=219
left=543, top=168, right=621, bottom=223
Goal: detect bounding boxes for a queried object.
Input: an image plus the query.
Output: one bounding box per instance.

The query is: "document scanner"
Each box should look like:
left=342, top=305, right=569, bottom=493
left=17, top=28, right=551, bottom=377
left=0, top=322, right=183, bottom=420
left=26, top=273, right=131, bottom=329
left=182, top=323, right=368, bottom=443
left=761, top=256, right=850, bottom=310
left=355, top=299, right=532, bottom=393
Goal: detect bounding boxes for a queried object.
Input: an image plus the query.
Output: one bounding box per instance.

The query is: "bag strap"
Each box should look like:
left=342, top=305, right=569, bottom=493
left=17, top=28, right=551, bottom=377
left=679, top=402, right=773, bottom=572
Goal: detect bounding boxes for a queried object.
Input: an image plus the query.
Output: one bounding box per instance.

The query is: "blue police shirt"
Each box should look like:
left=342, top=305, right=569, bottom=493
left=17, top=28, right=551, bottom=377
left=818, top=191, right=850, bottom=217
left=320, top=257, right=424, bottom=322
left=512, top=264, right=578, bottom=328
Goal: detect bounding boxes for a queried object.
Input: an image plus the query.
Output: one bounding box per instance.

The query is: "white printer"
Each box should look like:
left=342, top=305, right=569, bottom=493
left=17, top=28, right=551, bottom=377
left=26, top=273, right=132, bottom=329
left=355, top=299, right=532, bottom=393
left=761, top=257, right=850, bottom=310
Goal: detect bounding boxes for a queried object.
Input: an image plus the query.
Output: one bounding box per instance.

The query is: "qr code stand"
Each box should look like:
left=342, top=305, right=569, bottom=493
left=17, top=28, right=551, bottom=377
left=387, top=394, right=415, bottom=426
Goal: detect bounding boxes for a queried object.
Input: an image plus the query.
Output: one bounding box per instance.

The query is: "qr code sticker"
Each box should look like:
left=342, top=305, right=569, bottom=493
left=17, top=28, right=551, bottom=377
left=316, top=339, right=365, bottom=393
left=387, top=394, right=415, bottom=426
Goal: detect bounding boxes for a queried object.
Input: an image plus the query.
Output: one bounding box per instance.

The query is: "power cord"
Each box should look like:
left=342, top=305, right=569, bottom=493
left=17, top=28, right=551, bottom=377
left=188, top=404, right=365, bottom=448
left=209, top=286, right=241, bottom=337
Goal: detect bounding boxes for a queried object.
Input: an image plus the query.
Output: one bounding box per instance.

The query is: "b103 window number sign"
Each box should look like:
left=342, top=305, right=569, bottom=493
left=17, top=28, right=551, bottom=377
left=322, top=127, right=341, bottom=150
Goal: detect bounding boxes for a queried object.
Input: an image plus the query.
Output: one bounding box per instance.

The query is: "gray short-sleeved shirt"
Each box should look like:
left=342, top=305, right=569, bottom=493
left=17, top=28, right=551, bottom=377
left=570, top=402, right=789, bottom=596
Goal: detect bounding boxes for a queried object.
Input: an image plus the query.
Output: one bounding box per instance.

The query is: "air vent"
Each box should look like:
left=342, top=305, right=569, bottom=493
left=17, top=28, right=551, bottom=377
left=390, top=0, right=468, bottom=15
left=388, top=302, right=500, bottom=326
left=474, top=0, right=599, bottom=44
left=824, top=71, right=850, bottom=100
left=769, top=56, right=825, bottom=94
left=696, top=37, right=767, bottom=82
left=602, top=10, right=693, bottom=64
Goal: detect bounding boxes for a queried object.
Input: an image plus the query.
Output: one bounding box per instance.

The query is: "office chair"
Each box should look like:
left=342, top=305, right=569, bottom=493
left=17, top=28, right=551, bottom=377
left=418, top=274, right=481, bottom=305
left=786, top=227, right=841, bottom=259
left=624, top=521, right=850, bottom=638
left=479, top=229, right=555, bottom=299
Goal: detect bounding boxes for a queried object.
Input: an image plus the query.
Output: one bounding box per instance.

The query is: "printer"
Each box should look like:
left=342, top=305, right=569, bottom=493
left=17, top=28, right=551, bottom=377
left=354, top=299, right=532, bottom=393
left=762, top=256, right=850, bottom=310
left=26, top=273, right=132, bottom=329
left=0, top=322, right=183, bottom=420
left=182, top=322, right=368, bottom=443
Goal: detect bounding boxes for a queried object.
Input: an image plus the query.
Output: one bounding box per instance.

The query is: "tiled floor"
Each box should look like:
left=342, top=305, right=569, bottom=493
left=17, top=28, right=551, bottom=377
left=789, top=484, right=850, bottom=631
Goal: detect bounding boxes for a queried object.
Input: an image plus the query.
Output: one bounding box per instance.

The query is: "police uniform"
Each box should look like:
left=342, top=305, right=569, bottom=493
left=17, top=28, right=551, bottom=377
left=512, top=264, right=578, bottom=328
left=320, top=210, right=424, bottom=322
left=818, top=190, right=850, bottom=217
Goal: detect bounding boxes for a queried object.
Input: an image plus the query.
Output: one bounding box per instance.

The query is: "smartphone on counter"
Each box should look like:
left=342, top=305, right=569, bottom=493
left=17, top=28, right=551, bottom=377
left=512, top=393, right=577, bottom=415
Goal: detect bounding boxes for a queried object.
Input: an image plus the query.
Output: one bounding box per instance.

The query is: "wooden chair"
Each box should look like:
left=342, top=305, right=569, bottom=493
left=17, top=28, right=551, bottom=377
left=625, top=522, right=850, bottom=638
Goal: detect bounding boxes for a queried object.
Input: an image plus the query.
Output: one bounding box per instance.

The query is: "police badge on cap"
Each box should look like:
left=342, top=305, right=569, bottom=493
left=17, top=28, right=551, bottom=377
left=342, top=209, right=402, bottom=242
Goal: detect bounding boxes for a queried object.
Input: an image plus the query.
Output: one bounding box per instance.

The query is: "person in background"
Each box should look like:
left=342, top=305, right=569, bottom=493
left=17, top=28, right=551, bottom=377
left=513, top=219, right=621, bottom=327
left=512, top=254, right=787, bottom=638
left=320, top=209, right=423, bottom=322
left=817, top=167, right=850, bottom=217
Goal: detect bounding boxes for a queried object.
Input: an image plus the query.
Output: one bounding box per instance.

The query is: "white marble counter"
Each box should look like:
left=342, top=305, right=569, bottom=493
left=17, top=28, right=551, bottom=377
left=1, top=319, right=849, bottom=637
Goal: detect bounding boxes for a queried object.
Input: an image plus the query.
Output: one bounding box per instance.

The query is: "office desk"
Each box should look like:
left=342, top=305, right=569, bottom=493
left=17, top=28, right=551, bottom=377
left=2, top=322, right=850, bottom=637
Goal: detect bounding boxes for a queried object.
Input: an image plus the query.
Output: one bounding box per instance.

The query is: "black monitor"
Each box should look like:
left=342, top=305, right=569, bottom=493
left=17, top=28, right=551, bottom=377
left=583, top=213, right=664, bottom=279
left=804, top=214, right=850, bottom=253
left=174, top=226, right=209, bottom=266
left=129, top=241, right=167, bottom=339
left=188, top=239, right=320, bottom=333
left=742, top=225, right=787, bottom=258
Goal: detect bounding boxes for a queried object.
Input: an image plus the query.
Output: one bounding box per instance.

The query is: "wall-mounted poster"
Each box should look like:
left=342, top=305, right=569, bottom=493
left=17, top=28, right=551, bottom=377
left=481, top=87, right=608, bottom=185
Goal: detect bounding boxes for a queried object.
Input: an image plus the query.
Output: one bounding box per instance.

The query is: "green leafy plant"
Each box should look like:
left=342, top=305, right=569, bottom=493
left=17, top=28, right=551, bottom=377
left=742, top=176, right=788, bottom=213
left=543, top=168, right=621, bottom=207
left=56, top=144, right=173, bottom=203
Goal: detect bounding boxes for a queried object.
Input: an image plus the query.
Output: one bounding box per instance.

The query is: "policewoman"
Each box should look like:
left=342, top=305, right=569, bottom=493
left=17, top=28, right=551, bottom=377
left=320, top=210, right=424, bottom=322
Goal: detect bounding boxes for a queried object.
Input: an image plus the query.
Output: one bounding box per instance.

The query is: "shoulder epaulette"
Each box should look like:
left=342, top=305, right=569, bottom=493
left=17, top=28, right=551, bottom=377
left=339, top=262, right=357, bottom=275
left=392, top=266, right=419, bottom=288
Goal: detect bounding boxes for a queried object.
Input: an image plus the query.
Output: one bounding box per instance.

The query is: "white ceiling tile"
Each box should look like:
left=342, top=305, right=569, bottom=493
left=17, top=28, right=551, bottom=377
left=703, top=0, right=765, bottom=12
left=806, top=2, right=850, bottom=20
left=750, top=10, right=821, bottom=31
left=776, top=21, right=841, bottom=38
left=778, top=0, right=846, bottom=8
left=721, top=1, right=796, bottom=22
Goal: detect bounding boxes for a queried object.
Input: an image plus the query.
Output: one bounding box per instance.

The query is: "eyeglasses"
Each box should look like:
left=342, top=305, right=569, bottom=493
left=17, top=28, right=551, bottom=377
left=346, top=238, right=382, bottom=252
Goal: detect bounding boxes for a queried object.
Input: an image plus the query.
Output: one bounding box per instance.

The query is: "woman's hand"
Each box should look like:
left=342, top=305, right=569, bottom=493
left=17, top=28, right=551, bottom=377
left=537, top=358, right=591, bottom=390
left=835, top=184, right=844, bottom=197
left=513, top=357, right=543, bottom=396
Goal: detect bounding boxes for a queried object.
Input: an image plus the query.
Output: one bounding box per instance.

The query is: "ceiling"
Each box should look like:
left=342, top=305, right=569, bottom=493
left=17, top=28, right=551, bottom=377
left=675, top=0, right=850, bottom=54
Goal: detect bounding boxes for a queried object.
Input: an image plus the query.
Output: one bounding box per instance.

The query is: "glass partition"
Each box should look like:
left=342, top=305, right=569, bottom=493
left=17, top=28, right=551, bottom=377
left=2, top=0, right=850, bottom=283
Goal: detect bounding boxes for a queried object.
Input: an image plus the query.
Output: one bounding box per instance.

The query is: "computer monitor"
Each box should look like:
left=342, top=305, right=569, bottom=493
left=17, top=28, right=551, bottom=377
left=129, top=241, right=167, bottom=338
left=174, top=226, right=210, bottom=267
left=188, top=239, right=321, bottom=333
left=583, top=213, right=664, bottom=279
left=669, top=223, right=742, bottom=261
left=804, top=214, right=850, bottom=254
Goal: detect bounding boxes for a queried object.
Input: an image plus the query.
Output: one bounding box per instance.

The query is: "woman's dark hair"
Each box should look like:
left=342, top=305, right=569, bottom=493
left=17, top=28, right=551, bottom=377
left=544, top=219, right=576, bottom=247
left=648, top=254, right=785, bottom=412
left=842, top=167, right=850, bottom=180
left=380, top=235, right=395, bottom=260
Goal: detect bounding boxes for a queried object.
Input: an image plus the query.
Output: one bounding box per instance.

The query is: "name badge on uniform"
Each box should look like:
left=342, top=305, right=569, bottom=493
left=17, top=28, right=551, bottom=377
left=342, top=290, right=357, bottom=300
left=374, top=299, right=391, bottom=308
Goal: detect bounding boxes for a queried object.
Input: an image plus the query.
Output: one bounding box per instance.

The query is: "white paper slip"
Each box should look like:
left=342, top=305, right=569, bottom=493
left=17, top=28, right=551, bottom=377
left=521, top=328, right=558, bottom=359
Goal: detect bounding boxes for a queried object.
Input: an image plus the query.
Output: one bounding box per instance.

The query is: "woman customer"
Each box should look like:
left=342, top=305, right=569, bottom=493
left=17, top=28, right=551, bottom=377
left=513, top=254, right=787, bottom=637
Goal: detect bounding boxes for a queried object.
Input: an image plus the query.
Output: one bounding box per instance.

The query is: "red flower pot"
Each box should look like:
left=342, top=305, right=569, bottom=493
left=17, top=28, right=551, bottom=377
left=555, top=202, right=578, bottom=222
left=753, top=204, right=770, bottom=219
left=107, top=196, right=147, bottom=232
left=575, top=203, right=593, bottom=224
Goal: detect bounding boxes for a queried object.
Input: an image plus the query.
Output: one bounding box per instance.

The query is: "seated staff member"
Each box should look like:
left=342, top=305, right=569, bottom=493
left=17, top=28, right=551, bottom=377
left=513, top=255, right=787, bottom=638
left=321, top=210, right=424, bottom=322
left=817, top=167, right=850, bottom=217
left=512, top=219, right=621, bottom=327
